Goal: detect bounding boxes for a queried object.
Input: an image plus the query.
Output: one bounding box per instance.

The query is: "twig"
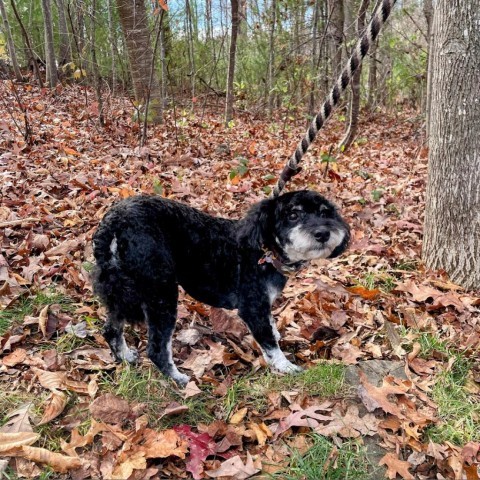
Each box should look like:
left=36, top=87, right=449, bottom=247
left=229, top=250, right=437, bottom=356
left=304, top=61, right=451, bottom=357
left=0, top=218, right=41, bottom=228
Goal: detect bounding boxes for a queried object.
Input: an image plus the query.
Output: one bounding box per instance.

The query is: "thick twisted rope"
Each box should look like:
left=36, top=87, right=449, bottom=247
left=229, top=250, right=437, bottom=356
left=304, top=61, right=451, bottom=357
left=273, top=0, right=397, bottom=197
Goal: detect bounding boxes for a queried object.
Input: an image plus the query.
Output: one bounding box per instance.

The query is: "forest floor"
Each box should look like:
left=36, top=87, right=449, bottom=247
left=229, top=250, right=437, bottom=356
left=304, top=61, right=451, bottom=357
left=0, top=83, right=479, bottom=480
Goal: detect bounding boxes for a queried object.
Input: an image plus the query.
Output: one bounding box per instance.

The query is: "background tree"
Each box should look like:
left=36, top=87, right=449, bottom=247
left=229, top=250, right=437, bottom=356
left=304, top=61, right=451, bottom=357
left=116, top=0, right=163, bottom=123
left=340, top=0, right=370, bottom=151
left=40, top=0, right=58, bottom=87
left=423, top=0, right=480, bottom=290
left=0, top=0, right=22, bottom=81
left=224, top=0, right=239, bottom=126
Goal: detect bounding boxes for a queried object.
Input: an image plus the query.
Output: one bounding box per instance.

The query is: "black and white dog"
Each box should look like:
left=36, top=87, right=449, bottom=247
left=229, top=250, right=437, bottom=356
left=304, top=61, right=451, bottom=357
left=92, top=191, right=350, bottom=386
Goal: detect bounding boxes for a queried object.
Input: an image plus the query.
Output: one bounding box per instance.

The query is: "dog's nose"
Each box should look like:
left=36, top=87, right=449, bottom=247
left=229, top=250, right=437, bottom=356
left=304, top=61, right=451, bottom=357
left=314, top=230, right=330, bottom=243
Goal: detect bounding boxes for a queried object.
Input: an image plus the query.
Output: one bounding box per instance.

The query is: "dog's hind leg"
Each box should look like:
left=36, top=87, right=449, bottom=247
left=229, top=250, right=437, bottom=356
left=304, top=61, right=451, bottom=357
left=238, top=299, right=303, bottom=374
left=103, top=310, right=139, bottom=364
left=142, top=286, right=190, bottom=388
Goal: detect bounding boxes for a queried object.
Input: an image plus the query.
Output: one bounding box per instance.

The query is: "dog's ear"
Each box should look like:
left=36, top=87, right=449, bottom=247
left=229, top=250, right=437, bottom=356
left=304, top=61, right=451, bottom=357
left=237, top=198, right=273, bottom=248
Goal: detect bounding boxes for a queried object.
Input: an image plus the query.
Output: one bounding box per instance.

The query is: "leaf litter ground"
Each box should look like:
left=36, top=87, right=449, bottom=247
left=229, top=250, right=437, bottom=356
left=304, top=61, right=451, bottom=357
left=0, top=84, right=479, bottom=479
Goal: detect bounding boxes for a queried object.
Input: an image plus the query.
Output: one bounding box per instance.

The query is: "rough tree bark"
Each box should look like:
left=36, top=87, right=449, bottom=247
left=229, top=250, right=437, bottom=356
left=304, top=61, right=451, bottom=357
left=90, top=0, right=104, bottom=126
left=107, top=0, right=116, bottom=95
left=339, top=0, right=370, bottom=151
left=423, top=0, right=480, bottom=290
left=267, top=0, right=277, bottom=115
left=424, top=0, right=434, bottom=136
left=55, top=0, right=71, bottom=66
left=224, top=0, right=239, bottom=126
left=41, top=0, right=59, bottom=87
left=0, top=0, right=23, bottom=81
left=9, top=0, right=43, bottom=87
left=116, top=0, right=163, bottom=123
left=185, top=0, right=196, bottom=103
left=308, top=0, right=321, bottom=117
left=328, top=0, right=344, bottom=81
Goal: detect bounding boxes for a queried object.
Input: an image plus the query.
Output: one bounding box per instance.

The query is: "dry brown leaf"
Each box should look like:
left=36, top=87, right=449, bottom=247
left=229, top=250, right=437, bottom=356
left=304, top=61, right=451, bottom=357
left=2, top=348, right=27, bottom=367
left=61, top=419, right=127, bottom=457
left=248, top=422, right=271, bottom=446
left=379, top=452, right=414, bottom=480
left=206, top=452, right=261, bottom=479
left=347, top=285, right=381, bottom=300
left=38, top=304, right=49, bottom=337
left=19, top=446, right=82, bottom=473
left=44, top=239, right=80, bottom=257
left=31, top=367, right=66, bottom=392
left=0, top=403, right=34, bottom=433
left=230, top=407, right=248, bottom=425
left=273, top=402, right=333, bottom=439
left=37, top=392, right=68, bottom=426
left=358, top=371, right=409, bottom=419
left=111, top=451, right=146, bottom=480
left=184, top=381, right=202, bottom=398
left=0, top=432, right=39, bottom=452
left=89, top=393, right=131, bottom=423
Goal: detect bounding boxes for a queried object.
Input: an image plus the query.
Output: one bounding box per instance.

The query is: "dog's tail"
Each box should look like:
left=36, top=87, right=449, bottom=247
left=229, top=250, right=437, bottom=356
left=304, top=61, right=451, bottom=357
left=91, top=215, right=145, bottom=324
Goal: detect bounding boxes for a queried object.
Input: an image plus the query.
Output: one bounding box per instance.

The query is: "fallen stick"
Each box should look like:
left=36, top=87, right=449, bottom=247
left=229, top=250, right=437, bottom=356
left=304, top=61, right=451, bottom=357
left=0, top=218, right=41, bottom=228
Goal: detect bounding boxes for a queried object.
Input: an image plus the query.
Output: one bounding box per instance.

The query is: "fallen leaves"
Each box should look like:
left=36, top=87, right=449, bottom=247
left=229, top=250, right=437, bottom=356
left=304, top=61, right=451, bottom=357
left=89, top=393, right=131, bottom=424
left=380, top=452, right=415, bottom=480
left=36, top=392, right=68, bottom=425
left=206, top=452, right=261, bottom=479
left=1, top=84, right=480, bottom=480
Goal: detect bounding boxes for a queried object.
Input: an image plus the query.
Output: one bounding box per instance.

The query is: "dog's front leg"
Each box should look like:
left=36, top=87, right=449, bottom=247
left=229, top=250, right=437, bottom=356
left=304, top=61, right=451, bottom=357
left=238, top=300, right=303, bottom=374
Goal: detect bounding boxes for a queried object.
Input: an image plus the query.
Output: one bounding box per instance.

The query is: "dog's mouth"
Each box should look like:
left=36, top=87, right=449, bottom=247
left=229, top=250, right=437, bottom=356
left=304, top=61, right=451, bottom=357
left=282, top=227, right=346, bottom=263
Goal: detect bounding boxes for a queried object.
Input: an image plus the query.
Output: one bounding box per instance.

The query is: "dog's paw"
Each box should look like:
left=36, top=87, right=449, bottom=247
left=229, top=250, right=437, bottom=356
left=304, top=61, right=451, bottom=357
left=119, top=348, right=139, bottom=364
left=264, top=347, right=303, bottom=374
left=274, top=360, right=304, bottom=374
left=172, top=372, right=190, bottom=388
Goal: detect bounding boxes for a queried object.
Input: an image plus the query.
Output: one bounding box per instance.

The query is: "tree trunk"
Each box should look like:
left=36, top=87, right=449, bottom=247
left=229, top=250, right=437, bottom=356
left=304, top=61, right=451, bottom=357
left=55, top=0, right=71, bottom=66
left=328, top=0, right=344, bottom=81
left=267, top=0, right=276, bottom=115
left=90, top=0, right=104, bottom=125
left=308, top=0, right=321, bottom=117
left=116, top=0, right=163, bottom=124
left=224, top=0, right=239, bottom=126
left=107, top=0, right=116, bottom=95
left=10, top=0, right=43, bottom=87
left=41, top=0, right=58, bottom=87
left=424, top=0, right=434, bottom=137
left=339, top=0, right=370, bottom=151
left=423, top=0, right=480, bottom=290
left=0, top=0, right=23, bottom=81
left=185, top=0, right=196, bottom=104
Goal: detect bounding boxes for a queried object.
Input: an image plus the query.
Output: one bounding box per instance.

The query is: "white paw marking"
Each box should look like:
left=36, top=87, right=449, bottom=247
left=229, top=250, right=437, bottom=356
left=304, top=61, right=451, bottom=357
left=171, top=371, right=190, bottom=387
left=117, top=337, right=139, bottom=363
left=263, top=346, right=303, bottom=374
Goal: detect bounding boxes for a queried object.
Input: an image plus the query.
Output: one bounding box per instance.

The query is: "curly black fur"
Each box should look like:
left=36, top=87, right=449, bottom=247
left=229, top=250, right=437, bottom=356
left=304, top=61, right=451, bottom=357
left=92, top=190, right=350, bottom=386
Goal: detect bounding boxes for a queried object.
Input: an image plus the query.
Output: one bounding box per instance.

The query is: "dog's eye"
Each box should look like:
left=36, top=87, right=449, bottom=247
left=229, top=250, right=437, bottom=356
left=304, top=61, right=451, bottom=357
left=288, top=212, right=299, bottom=221
left=319, top=209, right=330, bottom=218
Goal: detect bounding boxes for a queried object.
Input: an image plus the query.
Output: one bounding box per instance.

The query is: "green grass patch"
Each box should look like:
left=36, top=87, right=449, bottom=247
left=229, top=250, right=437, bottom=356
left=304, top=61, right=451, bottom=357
left=225, top=362, right=345, bottom=420
left=359, top=272, right=396, bottom=293
left=426, top=356, right=480, bottom=445
left=98, top=364, right=215, bottom=428
left=270, top=435, right=370, bottom=480
left=3, top=467, right=55, bottom=480
left=402, top=332, right=480, bottom=446
left=0, top=289, right=73, bottom=335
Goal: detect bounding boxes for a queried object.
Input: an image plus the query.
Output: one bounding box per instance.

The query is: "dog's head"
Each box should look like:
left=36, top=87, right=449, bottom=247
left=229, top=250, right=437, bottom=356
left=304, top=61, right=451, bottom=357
left=238, top=190, right=350, bottom=262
